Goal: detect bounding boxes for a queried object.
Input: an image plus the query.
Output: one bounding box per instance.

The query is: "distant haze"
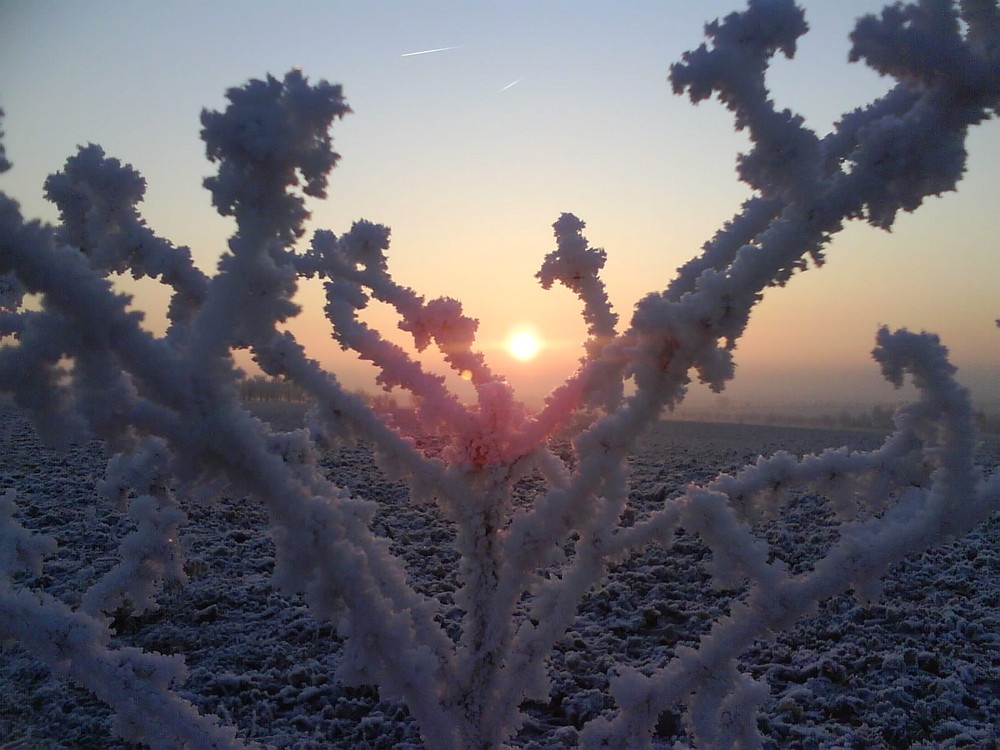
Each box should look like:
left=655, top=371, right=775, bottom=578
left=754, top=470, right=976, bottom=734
left=1, top=1, right=996, bottom=412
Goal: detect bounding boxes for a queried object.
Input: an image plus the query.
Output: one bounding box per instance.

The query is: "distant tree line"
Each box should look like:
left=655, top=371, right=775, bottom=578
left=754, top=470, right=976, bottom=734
left=235, top=377, right=1000, bottom=435
left=667, top=404, right=1000, bottom=435
left=237, top=375, right=308, bottom=403
left=237, top=375, right=403, bottom=413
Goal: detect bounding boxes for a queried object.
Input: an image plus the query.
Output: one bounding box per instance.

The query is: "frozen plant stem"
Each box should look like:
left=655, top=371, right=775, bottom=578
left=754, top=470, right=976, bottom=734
left=1, top=2, right=999, bottom=749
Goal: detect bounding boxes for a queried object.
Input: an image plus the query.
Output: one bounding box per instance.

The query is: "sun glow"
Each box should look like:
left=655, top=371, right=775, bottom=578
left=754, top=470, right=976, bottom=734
left=507, top=330, right=541, bottom=361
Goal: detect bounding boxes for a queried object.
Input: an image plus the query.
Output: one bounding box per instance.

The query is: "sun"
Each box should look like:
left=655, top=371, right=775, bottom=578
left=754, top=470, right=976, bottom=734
left=507, top=330, right=541, bottom=361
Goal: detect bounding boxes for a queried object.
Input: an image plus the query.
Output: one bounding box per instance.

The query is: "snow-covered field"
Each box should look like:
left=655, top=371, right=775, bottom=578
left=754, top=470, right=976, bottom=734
left=2, top=398, right=998, bottom=749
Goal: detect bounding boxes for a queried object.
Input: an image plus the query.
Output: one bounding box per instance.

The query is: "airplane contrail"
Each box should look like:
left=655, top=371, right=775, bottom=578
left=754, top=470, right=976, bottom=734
left=401, top=46, right=458, bottom=57
left=499, top=77, right=525, bottom=92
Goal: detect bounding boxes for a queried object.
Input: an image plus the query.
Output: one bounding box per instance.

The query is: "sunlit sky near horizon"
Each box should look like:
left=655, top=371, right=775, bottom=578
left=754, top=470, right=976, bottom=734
left=2, top=1, right=997, bottom=410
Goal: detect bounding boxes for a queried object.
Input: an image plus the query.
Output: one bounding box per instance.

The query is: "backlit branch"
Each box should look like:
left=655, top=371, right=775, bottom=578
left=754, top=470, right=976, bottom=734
left=0, top=3, right=997, bottom=749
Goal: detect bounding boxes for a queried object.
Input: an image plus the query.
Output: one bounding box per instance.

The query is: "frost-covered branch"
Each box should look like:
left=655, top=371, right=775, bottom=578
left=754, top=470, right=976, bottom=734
left=0, top=490, right=253, bottom=749
left=0, top=2, right=998, bottom=749
left=581, top=327, right=1000, bottom=748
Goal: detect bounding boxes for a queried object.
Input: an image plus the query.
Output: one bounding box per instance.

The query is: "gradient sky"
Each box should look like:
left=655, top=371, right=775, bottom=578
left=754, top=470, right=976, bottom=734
left=2, top=1, right=997, bottom=410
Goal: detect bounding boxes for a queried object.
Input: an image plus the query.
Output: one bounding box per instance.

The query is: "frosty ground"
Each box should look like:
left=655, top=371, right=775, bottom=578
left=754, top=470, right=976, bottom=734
left=1, top=398, right=997, bottom=749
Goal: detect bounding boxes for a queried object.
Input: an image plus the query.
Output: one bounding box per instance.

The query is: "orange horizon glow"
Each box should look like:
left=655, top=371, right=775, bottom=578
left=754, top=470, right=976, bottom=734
left=4, top=1, right=998, bottom=414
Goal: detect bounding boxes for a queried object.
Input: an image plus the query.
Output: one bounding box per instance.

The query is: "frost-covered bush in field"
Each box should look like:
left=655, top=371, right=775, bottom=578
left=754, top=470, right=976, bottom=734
left=1, top=1, right=999, bottom=748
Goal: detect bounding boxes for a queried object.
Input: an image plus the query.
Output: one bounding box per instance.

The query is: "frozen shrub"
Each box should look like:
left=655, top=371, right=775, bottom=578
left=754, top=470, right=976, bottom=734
left=1, top=2, right=999, bottom=748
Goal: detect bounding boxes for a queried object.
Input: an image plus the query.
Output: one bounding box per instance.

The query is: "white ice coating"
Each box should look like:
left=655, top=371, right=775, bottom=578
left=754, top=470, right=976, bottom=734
left=1, top=3, right=999, bottom=748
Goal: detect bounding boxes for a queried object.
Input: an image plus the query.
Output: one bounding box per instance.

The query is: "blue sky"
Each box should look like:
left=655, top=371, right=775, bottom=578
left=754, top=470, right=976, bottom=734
left=2, top=1, right=997, bottom=409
